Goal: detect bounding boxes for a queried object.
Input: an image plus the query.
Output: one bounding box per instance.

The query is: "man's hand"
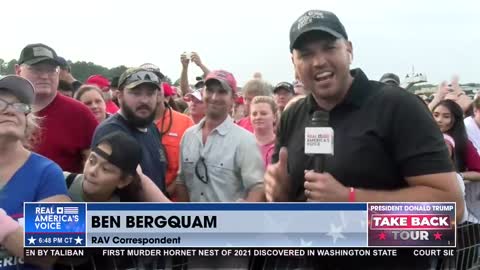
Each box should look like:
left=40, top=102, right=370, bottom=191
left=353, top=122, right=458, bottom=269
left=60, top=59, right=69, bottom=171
left=444, top=76, right=472, bottom=112
left=303, top=171, right=349, bottom=202
left=191, top=52, right=203, bottom=67
left=180, top=53, right=190, bottom=68
left=434, top=81, right=451, bottom=101
left=265, top=147, right=291, bottom=202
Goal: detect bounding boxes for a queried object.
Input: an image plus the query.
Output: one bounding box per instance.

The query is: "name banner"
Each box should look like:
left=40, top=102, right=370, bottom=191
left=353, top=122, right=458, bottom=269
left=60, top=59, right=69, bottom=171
left=23, top=202, right=455, bottom=248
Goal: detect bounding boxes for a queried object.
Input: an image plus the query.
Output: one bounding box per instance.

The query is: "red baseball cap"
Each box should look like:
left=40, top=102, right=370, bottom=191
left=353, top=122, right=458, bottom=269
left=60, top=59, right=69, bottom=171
left=205, top=70, right=237, bottom=93
left=162, top=82, right=175, bottom=97
left=86, top=75, right=110, bottom=91
left=235, top=96, right=244, bottom=105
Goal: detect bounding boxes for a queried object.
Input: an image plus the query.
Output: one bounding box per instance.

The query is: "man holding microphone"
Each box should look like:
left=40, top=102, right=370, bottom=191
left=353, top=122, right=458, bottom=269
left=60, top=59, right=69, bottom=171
left=263, top=9, right=464, bottom=269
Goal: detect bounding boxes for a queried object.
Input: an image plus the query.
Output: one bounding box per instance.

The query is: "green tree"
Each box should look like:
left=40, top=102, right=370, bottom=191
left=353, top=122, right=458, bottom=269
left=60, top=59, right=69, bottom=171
left=0, top=59, right=5, bottom=74
left=0, top=58, right=175, bottom=85
left=70, top=61, right=110, bottom=82
left=107, top=65, right=128, bottom=79
left=173, top=78, right=181, bottom=86
left=5, top=59, right=18, bottom=74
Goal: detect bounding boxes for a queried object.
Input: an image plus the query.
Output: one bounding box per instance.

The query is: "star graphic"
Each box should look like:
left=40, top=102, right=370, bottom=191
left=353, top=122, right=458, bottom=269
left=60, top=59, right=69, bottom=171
left=300, top=238, right=313, bottom=247
left=433, top=232, right=442, bottom=240
left=74, top=236, right=83, bottom=245
left=326, top=223, right=345, bottom=244
left=28, top=236, right=36, bottom=245
left=378, top=232, right=386, bottom=240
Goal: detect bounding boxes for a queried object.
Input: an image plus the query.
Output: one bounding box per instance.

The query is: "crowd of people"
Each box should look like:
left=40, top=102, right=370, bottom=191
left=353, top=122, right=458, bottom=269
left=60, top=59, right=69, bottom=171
left=0, top=8, right=479, bottom=270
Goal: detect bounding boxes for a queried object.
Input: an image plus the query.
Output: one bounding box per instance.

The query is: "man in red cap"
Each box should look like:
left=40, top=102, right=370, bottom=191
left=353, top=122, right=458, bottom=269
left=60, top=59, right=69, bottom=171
left=177, top=70, right=265, bottom=203
left=85, top=75, right=119, bottom=114
left=176, top=70, right=265, bottom=268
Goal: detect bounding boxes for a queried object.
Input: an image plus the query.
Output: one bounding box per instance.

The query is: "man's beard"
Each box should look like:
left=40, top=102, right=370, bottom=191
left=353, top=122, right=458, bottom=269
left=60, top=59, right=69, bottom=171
left=206, top=104, right=228, bottom=120
left=121, top=101, right=157, bottom=128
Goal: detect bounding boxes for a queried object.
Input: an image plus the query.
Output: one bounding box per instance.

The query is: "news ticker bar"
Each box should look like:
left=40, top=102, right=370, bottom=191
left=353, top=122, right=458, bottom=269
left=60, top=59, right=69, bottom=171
left=24, top=247, right=456, bottom=258
left=23, top=202, right=456, bottom=248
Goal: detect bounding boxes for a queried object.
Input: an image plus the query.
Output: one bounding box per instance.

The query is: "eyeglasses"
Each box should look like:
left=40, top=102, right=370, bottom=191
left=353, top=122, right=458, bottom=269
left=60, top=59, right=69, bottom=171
left=26, top=65, right=59, bottom=76
left=0, top=97, right=31, bottom=114
left=194, top=157, right=209, bottom=184
left=123, top=71, right=161, bottom=87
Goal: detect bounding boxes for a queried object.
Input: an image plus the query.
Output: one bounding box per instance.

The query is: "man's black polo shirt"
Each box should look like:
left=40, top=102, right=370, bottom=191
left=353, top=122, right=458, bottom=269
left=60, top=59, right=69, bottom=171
left=266, top=69, right=454, bottom=269
left=273, top=68, right=453, bottom=201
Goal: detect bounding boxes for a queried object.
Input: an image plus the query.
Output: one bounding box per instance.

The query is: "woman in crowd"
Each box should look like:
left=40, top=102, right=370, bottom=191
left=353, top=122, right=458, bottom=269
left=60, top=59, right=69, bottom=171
left=250, top=96, right=277, bottom=169
left=464, top=97, right=480, bottom=155
left=0, top=75, right=70, bottom=269
left=237, top=79, right=272, bottom=133
left=432, top=100, right=480, bottom=181
left=75, top=84, right=109, bottom=123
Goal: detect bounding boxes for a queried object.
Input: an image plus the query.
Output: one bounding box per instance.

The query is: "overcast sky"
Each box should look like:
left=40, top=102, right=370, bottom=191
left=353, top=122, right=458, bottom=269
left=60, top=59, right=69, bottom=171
left=1, top=0, right=479, bottom=85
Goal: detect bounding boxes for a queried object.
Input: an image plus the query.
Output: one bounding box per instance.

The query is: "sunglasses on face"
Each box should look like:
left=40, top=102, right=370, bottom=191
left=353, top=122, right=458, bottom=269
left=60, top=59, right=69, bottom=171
left=0, top=97, right=31, bottom=114
left=122, top=71, right=161, bottom=87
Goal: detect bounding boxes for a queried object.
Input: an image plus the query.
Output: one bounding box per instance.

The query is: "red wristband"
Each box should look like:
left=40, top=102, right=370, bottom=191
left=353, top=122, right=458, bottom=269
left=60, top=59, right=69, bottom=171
left=349, top=187, right=356, bottom=202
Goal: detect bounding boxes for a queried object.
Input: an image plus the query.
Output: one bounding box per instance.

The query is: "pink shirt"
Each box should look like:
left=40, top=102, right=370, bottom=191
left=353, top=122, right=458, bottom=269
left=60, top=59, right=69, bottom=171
left=237, top=117, right=254, bottom=133
left=258, top=142, right=275, bottom=169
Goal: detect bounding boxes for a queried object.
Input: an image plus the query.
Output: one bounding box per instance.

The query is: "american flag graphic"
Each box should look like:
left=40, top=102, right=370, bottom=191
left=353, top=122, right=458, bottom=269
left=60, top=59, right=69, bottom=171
left=62, top=206, right=79, bottom=215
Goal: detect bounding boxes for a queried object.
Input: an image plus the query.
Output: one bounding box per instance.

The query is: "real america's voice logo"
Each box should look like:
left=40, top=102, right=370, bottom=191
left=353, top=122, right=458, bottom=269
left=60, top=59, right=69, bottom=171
left=24, top=203, right=86, bottom=247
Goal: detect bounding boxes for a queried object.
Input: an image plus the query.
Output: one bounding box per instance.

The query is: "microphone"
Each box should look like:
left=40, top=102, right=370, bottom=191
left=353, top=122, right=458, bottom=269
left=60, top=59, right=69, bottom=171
left=305, top=110, right=332, bottom=173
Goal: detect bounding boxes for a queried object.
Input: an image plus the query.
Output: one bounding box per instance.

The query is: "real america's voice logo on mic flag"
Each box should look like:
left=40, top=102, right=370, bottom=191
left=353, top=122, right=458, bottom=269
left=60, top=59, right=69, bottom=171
left=305, top=110, right=334, bottom=156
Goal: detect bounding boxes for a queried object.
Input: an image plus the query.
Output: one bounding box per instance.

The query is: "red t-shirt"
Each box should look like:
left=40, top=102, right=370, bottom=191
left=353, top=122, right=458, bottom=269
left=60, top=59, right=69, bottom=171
left=237, top=116, right=254, bottom=133
left=34, top=93, right=99, bottom=173
left=105, top=100, right=119, bottom=114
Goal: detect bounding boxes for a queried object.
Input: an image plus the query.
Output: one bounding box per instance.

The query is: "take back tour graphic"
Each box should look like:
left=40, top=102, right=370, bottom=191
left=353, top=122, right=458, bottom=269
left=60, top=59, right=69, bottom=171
left=24, top=203, right=86, bottom=247
left=368, top=203, right=455, bottom=247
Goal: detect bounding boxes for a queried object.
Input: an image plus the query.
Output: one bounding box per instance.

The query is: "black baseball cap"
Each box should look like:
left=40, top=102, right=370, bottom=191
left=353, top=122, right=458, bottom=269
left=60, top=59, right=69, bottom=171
left=380, top=73, right=400, bottom=86
left=194, top=77, right=205, bottom=90
left=18, top=43, right=61, bottom=66
left=93, top=131, right=142, bottom=176
left=56, top=56, right=70, bottom=71
left=290, top=10, right=348, bottom=51
left=273, top=82, right=294, bottom=94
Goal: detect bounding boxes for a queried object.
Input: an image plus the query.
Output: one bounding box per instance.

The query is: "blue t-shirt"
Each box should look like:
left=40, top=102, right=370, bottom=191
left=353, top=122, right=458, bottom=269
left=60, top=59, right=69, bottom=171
left=92, top=113, right=167, bottom=192
left=0, top=153, right=68, bottom=270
